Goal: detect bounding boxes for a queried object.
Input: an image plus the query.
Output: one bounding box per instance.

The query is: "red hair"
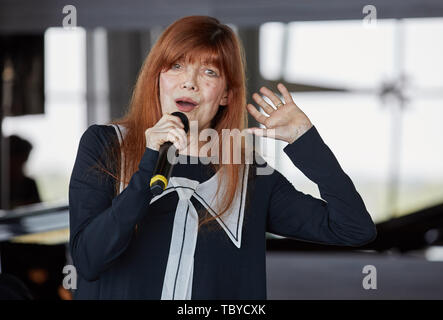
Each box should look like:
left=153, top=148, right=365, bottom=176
left=102, top=16, right=249, bottom=228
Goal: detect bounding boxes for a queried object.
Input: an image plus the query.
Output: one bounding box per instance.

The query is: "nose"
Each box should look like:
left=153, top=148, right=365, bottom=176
left=181, top=81, right=196, bottom=90
left=181, top=69, right=198, bottom=91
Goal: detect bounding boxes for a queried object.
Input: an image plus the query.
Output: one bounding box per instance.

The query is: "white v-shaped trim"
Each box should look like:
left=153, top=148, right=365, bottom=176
left=110, top=123, right=249, bottom=248
left=150, top=165, right=249, bottom=249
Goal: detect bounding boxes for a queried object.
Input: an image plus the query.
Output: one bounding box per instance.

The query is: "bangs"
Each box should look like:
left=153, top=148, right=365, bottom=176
left=163, top=46, right=224, bottom=75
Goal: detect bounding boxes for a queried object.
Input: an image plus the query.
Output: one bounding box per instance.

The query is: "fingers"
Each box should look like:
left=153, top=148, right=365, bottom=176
left=276, top=83, right=294, bottom=105
left=163, top=113, right=185, bottom=130
left=252, top=84, right=295, bottom=110
left=166, top=131, right=181, bottom=150
left=259, top=86, right=283, bottom=109
left=155, top=113, right=186, bottom=132
left=252, top=92, right=275, bottom=115
left=167, top=127, right=188, bottom=150
left=145, top=114, right=187, bottom=150
left=168, top=114, right=186, bottom=130
left=246, top=104, right=268, bottom=125
left=249, top=85, right=290, bottom=120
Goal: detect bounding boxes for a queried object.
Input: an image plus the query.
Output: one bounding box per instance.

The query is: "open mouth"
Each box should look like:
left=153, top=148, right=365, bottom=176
left=175, top=99, right=198, bottom=111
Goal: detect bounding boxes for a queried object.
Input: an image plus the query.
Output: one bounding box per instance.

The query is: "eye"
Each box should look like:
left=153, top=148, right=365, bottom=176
left=171, top=63, right=182, bottom=70
left=205, top=68, right=218, bottom=77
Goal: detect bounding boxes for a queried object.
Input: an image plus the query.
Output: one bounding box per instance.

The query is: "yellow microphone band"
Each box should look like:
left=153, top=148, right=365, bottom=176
left=150, top=175, right=168, bottom=189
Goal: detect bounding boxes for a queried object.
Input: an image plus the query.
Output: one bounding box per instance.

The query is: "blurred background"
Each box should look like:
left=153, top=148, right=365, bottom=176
left=0, top=0, right=442, bottom=300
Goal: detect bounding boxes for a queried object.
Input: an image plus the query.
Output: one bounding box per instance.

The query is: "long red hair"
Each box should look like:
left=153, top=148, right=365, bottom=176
left=102, top=16, right=250, bottom=228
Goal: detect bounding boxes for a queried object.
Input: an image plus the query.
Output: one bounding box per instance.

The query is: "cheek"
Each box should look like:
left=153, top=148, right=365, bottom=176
left=202, top=81, right=225, bottom=103
left=159, top=74, right=175, bottom=97
left=159, top=74, right=178, bottom=113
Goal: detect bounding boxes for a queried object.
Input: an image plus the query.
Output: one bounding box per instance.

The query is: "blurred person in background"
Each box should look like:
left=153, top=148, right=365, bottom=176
left=7, top=134, right=40, bottom=209
left=0, top=134, right=70, bottom=300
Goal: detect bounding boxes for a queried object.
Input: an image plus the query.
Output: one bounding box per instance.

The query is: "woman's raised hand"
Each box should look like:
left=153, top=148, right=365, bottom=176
left=145, top=113, right=188, bottom=151
left=246, top=83, right=313, bottom=144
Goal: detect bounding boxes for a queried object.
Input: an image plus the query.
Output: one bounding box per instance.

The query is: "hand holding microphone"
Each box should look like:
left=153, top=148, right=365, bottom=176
left=145, top=112, right=190, bottom=195
left=145, top=112, right=189, bottom=151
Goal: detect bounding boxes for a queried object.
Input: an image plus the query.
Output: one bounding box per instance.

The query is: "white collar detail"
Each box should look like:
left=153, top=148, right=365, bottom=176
left=150, top=164, right=249, bottom=249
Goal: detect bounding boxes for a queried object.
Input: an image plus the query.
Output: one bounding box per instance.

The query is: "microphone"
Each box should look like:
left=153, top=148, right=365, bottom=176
left=149, top=112, right=189, bottom=195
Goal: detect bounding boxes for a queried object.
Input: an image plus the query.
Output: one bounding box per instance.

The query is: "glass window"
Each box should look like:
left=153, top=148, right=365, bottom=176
left=259, top=18, right=443, bottom=223
left=3, top=27, right=87, bottom=204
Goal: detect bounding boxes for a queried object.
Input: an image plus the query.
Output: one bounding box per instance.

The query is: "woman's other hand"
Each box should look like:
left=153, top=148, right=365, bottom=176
left=246, top=83, right=313, bottom=144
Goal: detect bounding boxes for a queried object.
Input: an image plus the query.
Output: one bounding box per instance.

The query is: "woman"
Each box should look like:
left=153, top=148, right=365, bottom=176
left=69, top=16, right=376, bottom=299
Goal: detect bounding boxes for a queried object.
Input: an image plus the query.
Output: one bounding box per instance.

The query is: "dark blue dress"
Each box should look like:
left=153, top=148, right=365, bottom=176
left=68, top=124, right=376, bottom=299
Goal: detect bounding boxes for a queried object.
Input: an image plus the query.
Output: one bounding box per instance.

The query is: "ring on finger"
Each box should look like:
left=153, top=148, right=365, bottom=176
left=275, top=101, right=283, bottom=108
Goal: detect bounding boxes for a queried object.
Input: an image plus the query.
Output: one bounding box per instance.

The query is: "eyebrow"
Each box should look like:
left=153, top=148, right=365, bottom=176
left=170, top=53, right=223, bottom=75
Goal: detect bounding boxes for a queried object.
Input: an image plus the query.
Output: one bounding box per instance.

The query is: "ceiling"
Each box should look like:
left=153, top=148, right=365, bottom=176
left=1, top=0, right=443, bottom=32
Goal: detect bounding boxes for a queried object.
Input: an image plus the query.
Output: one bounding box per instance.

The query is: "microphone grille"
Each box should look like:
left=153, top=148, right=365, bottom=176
left=171, top=111, right=189, bottom=133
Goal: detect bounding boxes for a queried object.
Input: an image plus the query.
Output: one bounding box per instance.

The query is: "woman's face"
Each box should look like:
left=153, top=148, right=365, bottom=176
left=159, top=57, right=229, bottom=131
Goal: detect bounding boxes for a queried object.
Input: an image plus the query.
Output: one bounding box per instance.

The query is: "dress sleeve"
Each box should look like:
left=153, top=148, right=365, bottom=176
left=266, top=126, right=377, bottom=247
left=69, top=125, right=159, bottom=281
